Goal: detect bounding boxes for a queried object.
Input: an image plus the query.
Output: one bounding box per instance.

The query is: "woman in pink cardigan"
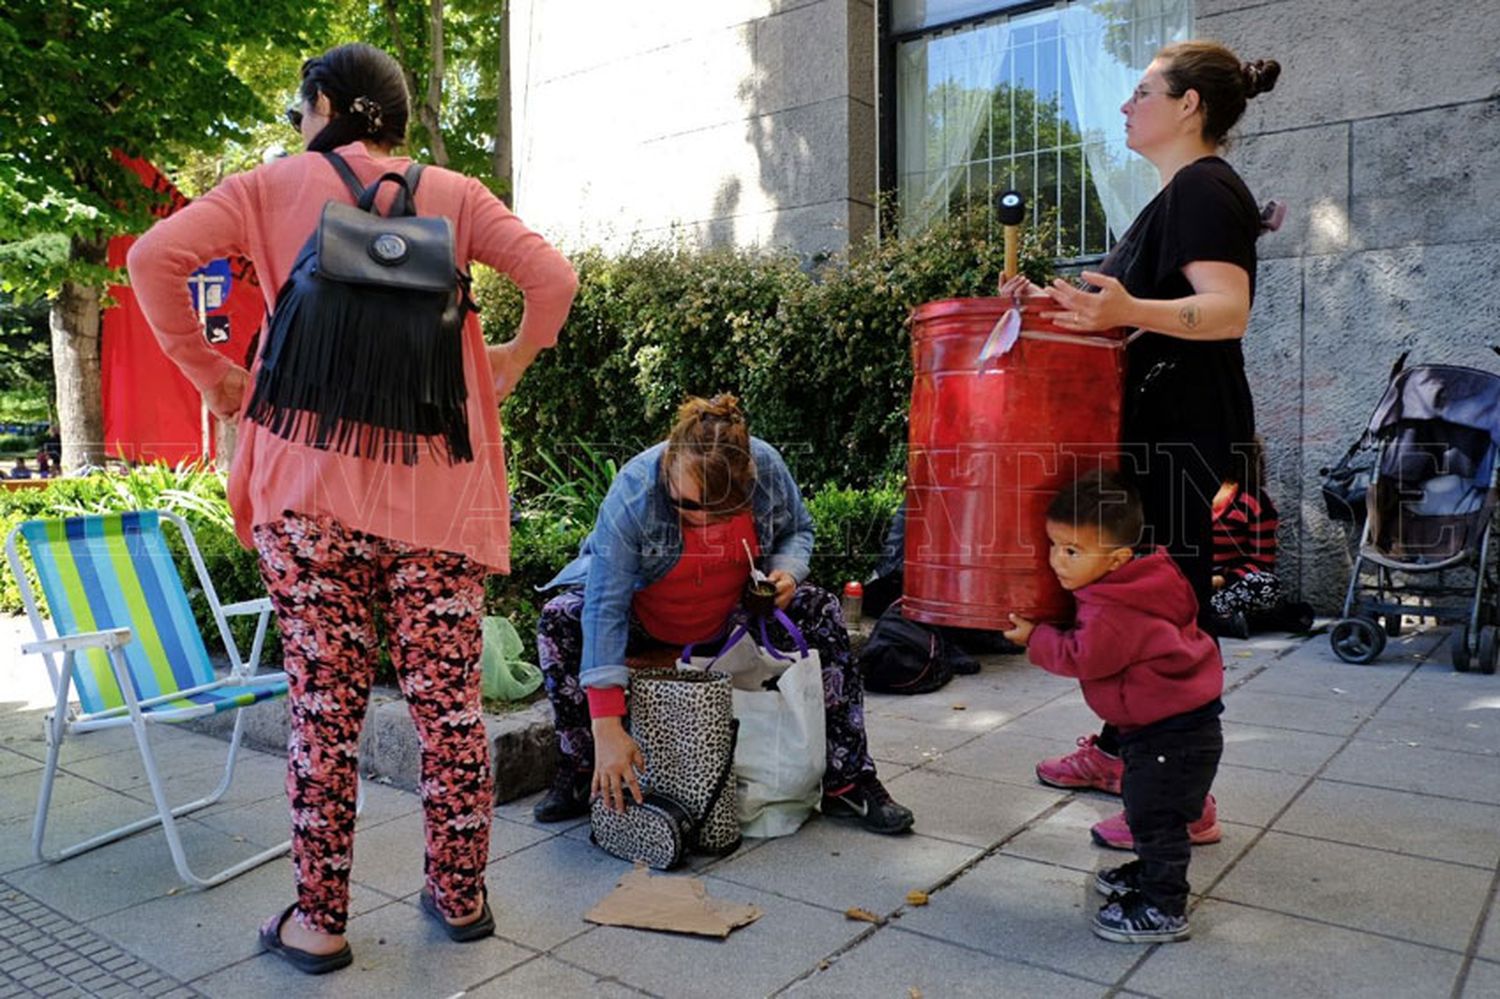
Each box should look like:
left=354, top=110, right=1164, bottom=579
left=127, top=43, right=577, bottom=974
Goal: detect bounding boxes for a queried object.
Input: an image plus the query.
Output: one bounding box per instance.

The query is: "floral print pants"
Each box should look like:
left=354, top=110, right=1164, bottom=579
left=255, top=512, right=491, bottom=935
left=537, top=584, right=878, bottom=791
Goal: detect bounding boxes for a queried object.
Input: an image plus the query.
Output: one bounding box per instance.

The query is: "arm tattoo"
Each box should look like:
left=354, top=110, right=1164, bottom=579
left=1179, top=303, right=1201, bottom=330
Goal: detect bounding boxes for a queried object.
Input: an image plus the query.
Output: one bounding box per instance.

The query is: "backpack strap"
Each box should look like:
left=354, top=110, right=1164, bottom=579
left=322, top=152, right=425, bottom=217
left=320, top=151, right=365, bottom=202
left=395, top=163, right=424, bottom=216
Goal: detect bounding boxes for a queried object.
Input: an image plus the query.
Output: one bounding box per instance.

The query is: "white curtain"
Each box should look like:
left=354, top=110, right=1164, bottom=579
left=897, top=20, right=1010, bottom=233
left=1060, top=0, right=1191, bottom=242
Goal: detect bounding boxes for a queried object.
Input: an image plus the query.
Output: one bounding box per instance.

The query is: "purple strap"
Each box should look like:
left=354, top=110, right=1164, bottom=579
left=678, top=608, right=810, bottom=665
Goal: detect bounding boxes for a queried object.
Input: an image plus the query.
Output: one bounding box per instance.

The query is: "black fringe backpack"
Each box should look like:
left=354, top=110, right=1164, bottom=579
left=244, top=151, right=475, bottom=465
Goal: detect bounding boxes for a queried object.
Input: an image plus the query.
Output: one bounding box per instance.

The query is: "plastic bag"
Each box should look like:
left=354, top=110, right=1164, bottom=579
left=479, top=616, right=543, bottom=702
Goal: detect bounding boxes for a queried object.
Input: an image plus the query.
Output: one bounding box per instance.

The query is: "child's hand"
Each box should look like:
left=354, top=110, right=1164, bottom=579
left=1002, top=613, right=1036, bottom=646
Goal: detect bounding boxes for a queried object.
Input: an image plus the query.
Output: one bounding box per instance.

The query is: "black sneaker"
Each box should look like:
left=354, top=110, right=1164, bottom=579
left=821, top=775, right=915, bottom=835
left=1091, top=890, right=1190, bottom=944
left=1093, top=859, right=1142, bottom=897
left=532, top=762, right=592, bottom=823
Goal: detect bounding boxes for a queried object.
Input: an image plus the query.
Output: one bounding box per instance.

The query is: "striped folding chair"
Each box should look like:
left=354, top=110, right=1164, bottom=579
left=4, top=509, right=291, bottom=888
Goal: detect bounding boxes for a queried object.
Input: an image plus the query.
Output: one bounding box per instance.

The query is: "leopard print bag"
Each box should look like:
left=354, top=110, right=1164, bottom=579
left=590, top=669, right=741, bottom=868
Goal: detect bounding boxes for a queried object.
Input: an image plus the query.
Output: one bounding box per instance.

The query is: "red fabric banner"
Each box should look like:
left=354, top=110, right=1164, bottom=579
left=102, top=156, right=263, bottom=465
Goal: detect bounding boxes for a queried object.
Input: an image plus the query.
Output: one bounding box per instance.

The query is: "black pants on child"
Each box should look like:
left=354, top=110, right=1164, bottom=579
left=1119, top=715, right=1224, bottom=916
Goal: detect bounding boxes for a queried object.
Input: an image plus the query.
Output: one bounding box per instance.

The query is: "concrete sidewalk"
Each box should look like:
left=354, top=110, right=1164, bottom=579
left=0, top=622, right=1497, bottom=998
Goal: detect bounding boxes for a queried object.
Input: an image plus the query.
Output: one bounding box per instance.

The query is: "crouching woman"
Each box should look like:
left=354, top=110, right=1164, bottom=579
left=533, top=394, right=914, bottom=835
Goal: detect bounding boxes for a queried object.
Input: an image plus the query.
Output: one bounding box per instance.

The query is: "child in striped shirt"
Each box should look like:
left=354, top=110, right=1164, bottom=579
left=1209, top=441, right=1282, bottom=637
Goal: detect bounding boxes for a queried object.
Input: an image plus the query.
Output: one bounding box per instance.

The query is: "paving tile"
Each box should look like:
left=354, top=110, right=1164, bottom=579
left=82, top=860, right=387, bottom=982
left=6, top=821, right=281, bottom=922
left=557, top=875, right=871, bottom=998
left=1210, top=831, right=1488, bottom=950
left=1220, top=690, right=1371, bottom=737
left=0, top=749, right=40, bottom=780
left=863, top=713, right=986, bottom=768
left=189, top=775, right=424, bottom=848
left=926, top=728, right=1086, bottom=788
left=345, top=810, right=552, bottom=899
left=893, top=852, right=1145, bottom=984
left=1361, top=689, right=1500, bottom=755
left=1125, top=899, right=1462, bottom=998
left=1219, top=723, right=1348, bottom=777
left=1462, top=959, right=1500, bottom=999
left=463, top=955, right=648, bottom=997
left=985, top=695, right=1107, bottom=742
left=1324, top=740, right=1500, bottom=806
left=1273, top=780, right=1500, bottom=868
left=108, top=751, right=288, bottom=812
left=1209, top=762, right=1309, bottom=828
left=190, top=897, right=531, bottom=998
left=881, top=767, right=1061, bottom=848
left=482, top=834, right=637, bottom=951
left=493, top=788, right=588, bottom=833
left=784, top=925, right=1107, bottom=997
left=0, top=771, right=130, bottom=826
left=865, top=686, right=1036, bottom=733
left=708, top=819, right=980, bottom=915
left=1229, top=659, right=1407, bottom=706
left=0, top=787, right=159, bottom=876
left=1478, top=903, right=1500, bottom=963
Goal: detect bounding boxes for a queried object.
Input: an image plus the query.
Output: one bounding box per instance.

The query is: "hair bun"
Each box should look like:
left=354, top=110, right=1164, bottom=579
left=1242, top=59, right=1281, bottom=98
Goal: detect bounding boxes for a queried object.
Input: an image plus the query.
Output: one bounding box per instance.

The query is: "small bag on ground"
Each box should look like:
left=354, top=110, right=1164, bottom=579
left=589, top=670, right=740, bottom=869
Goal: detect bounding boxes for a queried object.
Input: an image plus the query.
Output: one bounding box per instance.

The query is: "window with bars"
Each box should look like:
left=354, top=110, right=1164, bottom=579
left=892, top=0, right=1191, bottom=258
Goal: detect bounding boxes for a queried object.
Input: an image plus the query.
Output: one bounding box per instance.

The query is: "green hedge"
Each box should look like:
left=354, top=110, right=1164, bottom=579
left=2, top=468, right=902, bottom=674
left=478, top=200, right=1061, bottom=493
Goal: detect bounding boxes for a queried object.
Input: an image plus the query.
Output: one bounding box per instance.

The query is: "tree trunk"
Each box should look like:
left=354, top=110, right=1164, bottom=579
left=49, top=238, right=108, bottom=473
left=422, top=0, right=449, bottom=166
left=494, top=0, right=512, bottom=202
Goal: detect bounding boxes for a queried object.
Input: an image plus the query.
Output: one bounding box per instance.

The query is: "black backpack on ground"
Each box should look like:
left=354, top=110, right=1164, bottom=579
left=245, top=151, right=476, bottom=466
left=858, top=599, right=981, bottom=695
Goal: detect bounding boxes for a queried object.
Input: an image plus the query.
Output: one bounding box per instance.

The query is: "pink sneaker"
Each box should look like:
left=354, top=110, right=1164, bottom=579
left=1036, top=735, right=1124, bottom=794
left=1090, top=795, right=1222, bottom=851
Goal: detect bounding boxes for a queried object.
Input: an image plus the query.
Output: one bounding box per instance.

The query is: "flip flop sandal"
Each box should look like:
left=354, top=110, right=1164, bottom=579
left=259, top=904, right=353, bottom=975
left=420, top=889, right=495, bottom=942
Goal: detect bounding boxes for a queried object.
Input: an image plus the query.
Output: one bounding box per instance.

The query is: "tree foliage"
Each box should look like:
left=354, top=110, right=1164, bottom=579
left=0, top=2, right=325, bottom=295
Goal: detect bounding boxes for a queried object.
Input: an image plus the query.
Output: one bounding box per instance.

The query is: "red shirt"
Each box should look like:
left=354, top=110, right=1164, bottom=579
left=631, top=513, right=759, bottom=645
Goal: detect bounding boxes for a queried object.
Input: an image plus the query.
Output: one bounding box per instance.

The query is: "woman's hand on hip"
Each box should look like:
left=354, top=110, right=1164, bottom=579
left=591, top=716, right=645, bottom=813
left=203, top=366, right=251, bottom=421
left=487, top=339, right=542, bottom=404
left=1040, top=271, right=1134, bottom=331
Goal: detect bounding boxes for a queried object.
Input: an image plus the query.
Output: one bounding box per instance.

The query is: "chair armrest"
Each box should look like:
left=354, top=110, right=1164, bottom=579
left=221, top=598, right=273, bottom=617
left=22, top=627, right=132, bottom=656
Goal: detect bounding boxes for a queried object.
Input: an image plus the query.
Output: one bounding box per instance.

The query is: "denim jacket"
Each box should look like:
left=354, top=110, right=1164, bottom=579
left=541, top=437, right=815, bottom=692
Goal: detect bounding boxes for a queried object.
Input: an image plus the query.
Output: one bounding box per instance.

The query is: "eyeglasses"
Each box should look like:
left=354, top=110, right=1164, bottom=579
left=1128, top=86, right=1177, bottom=105
left=668, top=493, right=707, bottom=513
left=284, top=105, right=304, bottom=130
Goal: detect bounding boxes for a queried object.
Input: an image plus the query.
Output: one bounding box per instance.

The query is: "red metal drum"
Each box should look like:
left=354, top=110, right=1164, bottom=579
left=904, top=295, right=1128, bottom=630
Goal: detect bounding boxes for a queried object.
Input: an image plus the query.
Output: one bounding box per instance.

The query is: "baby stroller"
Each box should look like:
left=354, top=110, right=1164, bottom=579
left=1324, top=358, right=1500, bottom=671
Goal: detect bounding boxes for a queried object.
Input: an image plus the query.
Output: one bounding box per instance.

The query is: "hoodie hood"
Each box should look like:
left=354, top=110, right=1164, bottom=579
left=1074, top=548, right=1201, bottom=627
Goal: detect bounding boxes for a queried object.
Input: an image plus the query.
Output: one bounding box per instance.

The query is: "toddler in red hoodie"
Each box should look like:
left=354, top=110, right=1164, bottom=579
left=1004, top=470, right=1223, bottom=944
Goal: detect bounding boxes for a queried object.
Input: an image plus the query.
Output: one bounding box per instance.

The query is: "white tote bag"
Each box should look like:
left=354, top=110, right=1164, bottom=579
left=680, top=610, right=826, bottom=838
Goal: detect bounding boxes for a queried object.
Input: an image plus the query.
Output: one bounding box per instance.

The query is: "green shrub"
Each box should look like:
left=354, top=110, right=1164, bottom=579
left=805, top=481, right=904, bottom=592
left=479, top=199, right=1063, bottom=493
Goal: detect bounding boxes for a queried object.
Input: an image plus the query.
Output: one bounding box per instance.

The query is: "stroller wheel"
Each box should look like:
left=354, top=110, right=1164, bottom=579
left=1331, top=617, right=1384, bottom=665
left=1478, top=626, right=1499, bottom=675
left=1452, top=624, right=1471, bottom=672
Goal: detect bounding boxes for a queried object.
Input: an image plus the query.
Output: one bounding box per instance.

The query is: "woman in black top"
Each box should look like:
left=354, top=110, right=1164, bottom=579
left=1008, top=41, right=1281, bottom=839
left=1003, top=41, right=1281, bottom=609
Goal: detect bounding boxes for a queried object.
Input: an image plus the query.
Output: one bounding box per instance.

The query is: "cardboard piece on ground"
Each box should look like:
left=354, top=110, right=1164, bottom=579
left=584, top=865, right=763, bottom=939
